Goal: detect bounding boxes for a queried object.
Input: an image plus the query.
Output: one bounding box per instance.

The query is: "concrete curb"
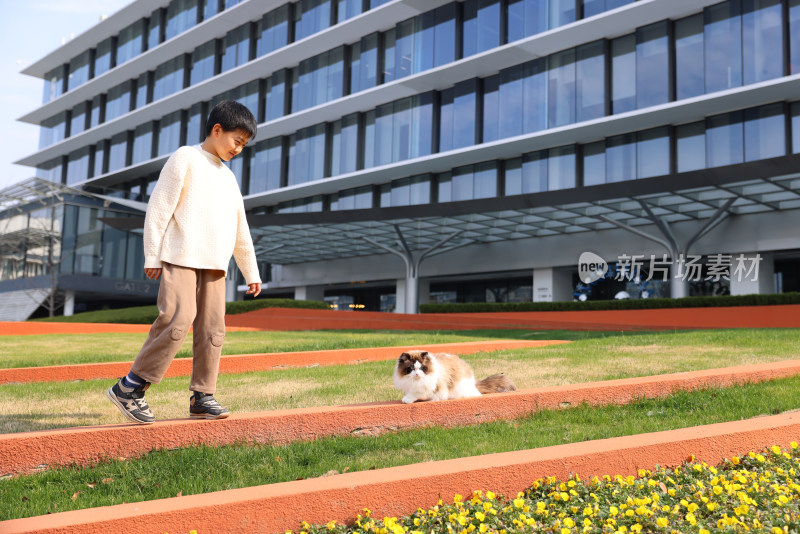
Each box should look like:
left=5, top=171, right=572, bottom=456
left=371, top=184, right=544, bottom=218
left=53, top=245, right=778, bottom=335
left=0, top=339, right=562, bottom=384
left=4, top=410, right=800, bottom=534
left=3, top=358, right=800, bottom=477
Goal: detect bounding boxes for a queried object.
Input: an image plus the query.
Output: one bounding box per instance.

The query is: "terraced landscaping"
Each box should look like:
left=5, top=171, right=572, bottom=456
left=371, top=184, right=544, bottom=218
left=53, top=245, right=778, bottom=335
left=2, top=325, right=800, bottom=533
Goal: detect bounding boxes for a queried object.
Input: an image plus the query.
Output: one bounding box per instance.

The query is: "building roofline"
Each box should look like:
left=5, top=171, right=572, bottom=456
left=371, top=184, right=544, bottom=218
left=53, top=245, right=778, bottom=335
left=21, top=0, right=167, bottom=79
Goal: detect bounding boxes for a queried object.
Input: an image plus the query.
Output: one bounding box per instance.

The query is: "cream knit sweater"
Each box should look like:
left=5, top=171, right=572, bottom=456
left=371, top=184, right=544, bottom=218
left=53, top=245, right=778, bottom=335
left=143, top=145, right=261, bottom=285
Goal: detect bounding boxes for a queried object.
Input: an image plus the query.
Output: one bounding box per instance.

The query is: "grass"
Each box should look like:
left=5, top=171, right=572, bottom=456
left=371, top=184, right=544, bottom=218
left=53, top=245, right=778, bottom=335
left=32, top=298, right=329, bottom=324
left=0, top=328, right=596, bottom=369
left=2, top=374, right=800, bottom=521
left=2, top=328, right=799, bottom=433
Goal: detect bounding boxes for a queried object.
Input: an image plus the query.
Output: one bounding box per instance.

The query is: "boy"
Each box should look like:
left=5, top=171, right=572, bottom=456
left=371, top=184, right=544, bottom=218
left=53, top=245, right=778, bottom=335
left=106, top=100, right=262, bottom=424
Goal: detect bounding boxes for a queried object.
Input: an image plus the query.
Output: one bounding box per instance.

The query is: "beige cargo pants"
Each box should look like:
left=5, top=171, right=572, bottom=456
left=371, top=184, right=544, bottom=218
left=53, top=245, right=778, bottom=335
left=131, top=262, right=226, bottom=394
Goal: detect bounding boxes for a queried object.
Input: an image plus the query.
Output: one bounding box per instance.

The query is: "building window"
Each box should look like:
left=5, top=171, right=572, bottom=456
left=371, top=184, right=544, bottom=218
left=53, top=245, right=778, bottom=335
left=389, top=175, right=430, bottom=206
left=548, top=145, right=576, bottom=190
left=135, top=71, right=151, bottom=109
left=742, top=0, right=783, bottom=85
left=676, top=121, right=706, bottom=172
left=191, top=40, right=217, bottom=85
left=117, top=20, right=145, bottom=65
left=42, top=66, right=65, bottom=104
left=433, top=3, right=458, bottom=68
left=331, top=113, right=360, bottom=176
left=744, top=103, right=785, bottom=161
left=706, top=111, right=744, bottom=167
left=105, top=81, right=133, bottom=121
left=705, top=0, right=742, bottom=93
left=256, top=5, right=290, bottom=57
left=507, top=0, right=547, bottom=42
left=792, top=102, right=800, bottom=153
left=636, top=21, right=670, bottom=109
left=39, top=112, right=67, bottom=149
left=203, top=0, right=222, bottom=20
left=482, top=75, right=499, bottom=143
left=606, top=133, right=636, bottom=182
left=331, top=185, right=373, bottom=210
left=675, top=14, right=705, bottom=100
left=499, top=65, right=524, bottom=139
left=548, top=49, right=576, bottom=128
left=582, top=142, right=605, bottom=186
left=101, top=214, right=129, bottom=279
left=264, top=70, right=288, bottom=121
left=288, top=124, right=327, bottom=185
left=611, top=34, right=635, bottom=114
left=249, top=137, right=283, bottom=194
left=94, top=38, right=115, bottom=77
left=791, top=0, right=800, bottom=74
left=440, top=79, right=478, bottom=152
left=221, top=23, right=252, bottom=73
left=577, top=40, right=606, bottom=122
left=584, top=0, right=633, bottom=18
left=38, top=158, right=63, bottom=184
left=187, top=102, right=205, bottom=145
left=148, top=9, right=164, bottom=50
left=75, top=207, right=103, bottom=275
left=463, top=0, right=502, bottom=58
left=337, top=0, right=364, bottom=23
left=68, top=50, right=92, bottom=92
left=213, top=81, right=259, bottom=117
left=108, top=132, right=130, bottom=171
left=277, top=196, right=323, bottom=213
left=93, top=141, right=108, bottom=177
left=439, top=162, right=497, bottom=201
left=158, top=111, right=183, bottom=156
left=350, top=33, right=379, bottom=94
left=66, top=148, right=90, bottom=185
left=365, top=94, right=434, bottom=168
left=165, top=0, right=199, bottom=41
left=637, top=127, right=670, bottom=178
left=90, top=94, right=104, bottom=128
left=294, top=0, right=332, bottom=41
left=132, top=123, right=154, bottom=164
left=153, top=56, right=185, bottom=101
left=291, top=47, right=345, bottom=113
left=70, top=102, right=88, bottom=137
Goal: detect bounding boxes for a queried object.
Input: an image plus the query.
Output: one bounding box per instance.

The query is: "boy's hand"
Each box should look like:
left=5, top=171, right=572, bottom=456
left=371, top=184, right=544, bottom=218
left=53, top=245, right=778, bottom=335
left=246, top=283, right=261, bottom=298
left=145, top=268, right=162, bottom=280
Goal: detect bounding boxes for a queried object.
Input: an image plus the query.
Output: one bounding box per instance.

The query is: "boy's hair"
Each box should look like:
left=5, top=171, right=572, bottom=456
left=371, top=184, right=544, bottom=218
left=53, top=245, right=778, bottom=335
left=205, top=100, right=257, bottom=139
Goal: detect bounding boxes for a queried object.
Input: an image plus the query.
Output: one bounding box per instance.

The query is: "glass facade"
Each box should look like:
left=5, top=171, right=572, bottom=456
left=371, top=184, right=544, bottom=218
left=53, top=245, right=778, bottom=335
left=256, top=6, right=290, bottom=57
left=221, top=24, right=252, bottom=73
left=291, top=47, right=345, bottom=113
left=165, top=0, right=199, bottom=41
left=191, top=40, right=217, bottom=85
left=94, top=38, right=115, bottom=77
left=158, top=111, right=183, bottom=156
left=117, top=20, right=145, bottom=65
left=39, top=112, right=67, bottom=149
left=153, top=56, right=185, bottom=102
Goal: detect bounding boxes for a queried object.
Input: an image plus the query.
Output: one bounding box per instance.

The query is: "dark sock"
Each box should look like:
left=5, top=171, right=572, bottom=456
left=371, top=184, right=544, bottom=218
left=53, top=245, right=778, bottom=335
left=121, top=371, right=145, bottom=389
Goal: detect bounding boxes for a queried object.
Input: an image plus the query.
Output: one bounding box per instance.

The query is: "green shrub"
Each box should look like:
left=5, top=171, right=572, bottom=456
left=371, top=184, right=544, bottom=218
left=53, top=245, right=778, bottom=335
left=419, top=292, right=800, bottom=313
left=33, top=298, right=329, bottom=324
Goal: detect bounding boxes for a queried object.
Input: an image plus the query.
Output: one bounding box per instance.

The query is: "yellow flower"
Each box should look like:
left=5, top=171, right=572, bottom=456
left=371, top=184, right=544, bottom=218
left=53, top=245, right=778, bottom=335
left=609, top=507, right=619, bottom=517
left=731, top=456, right=740, bottom=465
left=513, top=498, right=525, bottom=509
left=699, top=530, right=711, bottom=534
left=792, top=442, right=798, bottom=449
left=656, top=518, right=668, bottom=528
left=564, top=518, right=575, bottom=527
left=475, top=512, right=486, bottom=522
left=479, top=525, right=488, bottom=533
left=190, top=531, right=198, bottom=534
left=327, top=521, right=337, bottom=530
left=486, top=491, right=495, bottom=500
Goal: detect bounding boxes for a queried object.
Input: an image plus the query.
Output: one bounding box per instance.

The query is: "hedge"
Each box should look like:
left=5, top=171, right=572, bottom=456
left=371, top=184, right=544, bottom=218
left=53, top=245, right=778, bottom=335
left=419, top=292, right=800, bottom=313
left=33, top=298, right=329, bottom=324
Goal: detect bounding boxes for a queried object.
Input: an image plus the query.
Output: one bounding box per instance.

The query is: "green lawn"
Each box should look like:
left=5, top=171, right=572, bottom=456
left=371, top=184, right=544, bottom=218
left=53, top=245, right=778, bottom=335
left=0, top=328, right=609, bottom=369
left=2, top=375, right=799, bottom=521
left=2, top=328, right=799, bottom=434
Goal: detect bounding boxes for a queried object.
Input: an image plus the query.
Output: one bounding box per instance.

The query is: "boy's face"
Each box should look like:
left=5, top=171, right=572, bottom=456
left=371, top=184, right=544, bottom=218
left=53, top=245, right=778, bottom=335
left=204, top=124, right=250, bottom=162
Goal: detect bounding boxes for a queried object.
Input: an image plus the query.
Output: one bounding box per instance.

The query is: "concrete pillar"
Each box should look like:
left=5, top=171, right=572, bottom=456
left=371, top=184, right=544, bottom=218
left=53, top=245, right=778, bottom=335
left=225, top=278, right=237, bottom=302
left=294, top=285, right=325, bottom=302
left=532, top=268, right=573, bottom=302
left=63, top=290, right=75, bottom=316
left=730, top=253, right=774, bottom=296
left=395, top=279, right=407, bottom=314
left=671, top=257, right=689, bottom=299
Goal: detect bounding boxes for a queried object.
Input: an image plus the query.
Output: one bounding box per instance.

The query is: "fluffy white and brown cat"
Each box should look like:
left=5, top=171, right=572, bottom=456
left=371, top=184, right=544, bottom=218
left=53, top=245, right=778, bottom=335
left=393, top=350, right=517, bottom=403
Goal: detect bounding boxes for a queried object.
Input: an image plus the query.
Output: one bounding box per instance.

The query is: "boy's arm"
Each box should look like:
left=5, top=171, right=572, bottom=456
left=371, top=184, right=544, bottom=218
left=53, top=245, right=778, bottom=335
left=232, top=199, right=262, bottom=289
left=143, top=149, right=189, bottom=269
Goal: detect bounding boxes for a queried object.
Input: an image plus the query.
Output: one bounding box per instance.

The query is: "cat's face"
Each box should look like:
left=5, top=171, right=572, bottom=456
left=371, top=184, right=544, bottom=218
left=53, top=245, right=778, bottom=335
left=397, top=350, right=432, bottom=381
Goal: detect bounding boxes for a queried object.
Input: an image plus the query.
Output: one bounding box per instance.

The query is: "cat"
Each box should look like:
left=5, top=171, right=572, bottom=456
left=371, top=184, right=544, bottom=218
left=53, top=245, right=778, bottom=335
left=393, top=350, right=517, bottom=404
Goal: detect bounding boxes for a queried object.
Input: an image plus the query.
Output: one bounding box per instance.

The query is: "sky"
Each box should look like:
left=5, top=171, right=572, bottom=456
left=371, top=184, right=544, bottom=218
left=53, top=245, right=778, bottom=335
left=0, top=0, right=134, bottom=191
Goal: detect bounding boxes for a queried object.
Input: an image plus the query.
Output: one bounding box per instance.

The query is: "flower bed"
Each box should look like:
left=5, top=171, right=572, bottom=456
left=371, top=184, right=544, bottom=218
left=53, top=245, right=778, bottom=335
left=297, top=444, right=800, bottom=534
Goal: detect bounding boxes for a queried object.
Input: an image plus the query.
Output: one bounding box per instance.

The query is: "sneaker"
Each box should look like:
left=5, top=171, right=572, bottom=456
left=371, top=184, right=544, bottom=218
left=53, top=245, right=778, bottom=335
left=106, top=379, right=155, bottom=424
left=189, top=392, right=230, bottom=420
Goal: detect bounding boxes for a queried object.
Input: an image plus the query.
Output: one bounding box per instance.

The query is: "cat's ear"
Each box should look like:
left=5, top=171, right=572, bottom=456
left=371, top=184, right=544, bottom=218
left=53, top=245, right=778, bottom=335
left=420, top=351, right=429, bottom=358
left=399, top=352, right=410, bottom=362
